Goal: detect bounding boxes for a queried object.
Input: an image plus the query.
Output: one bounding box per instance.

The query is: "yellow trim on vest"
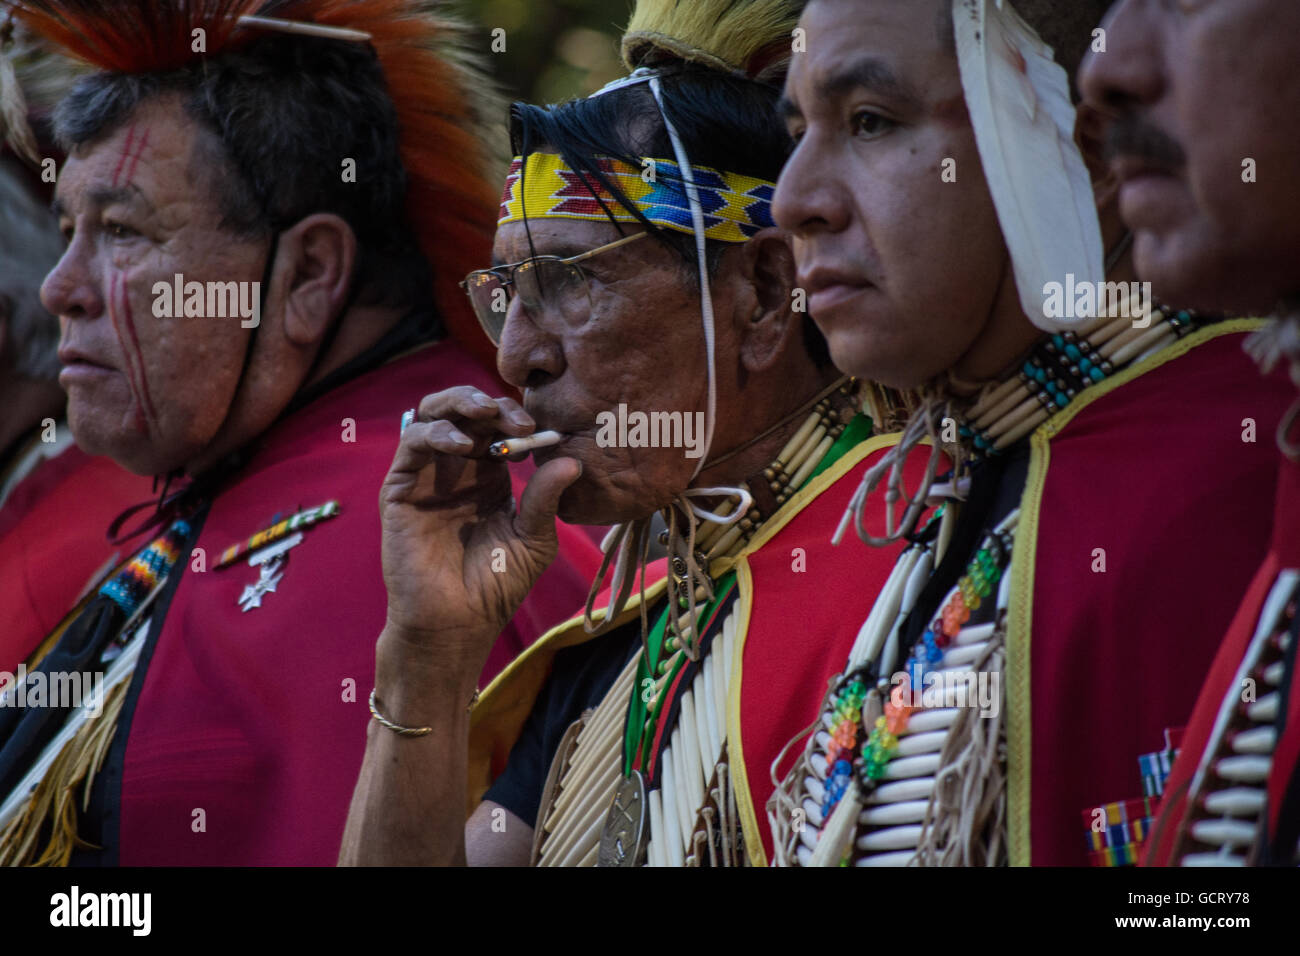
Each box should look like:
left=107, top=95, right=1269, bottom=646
left=729, top=556, right=762, bottom=866
left=1004, top=318, right=1264, bottom=865
left=473, top=575, right=670, bottom=720
left=466, top=574, right=671, bottom=814
left=744, top=430, right=909, bottom=556
left=724, top=429, right=905, bottom=867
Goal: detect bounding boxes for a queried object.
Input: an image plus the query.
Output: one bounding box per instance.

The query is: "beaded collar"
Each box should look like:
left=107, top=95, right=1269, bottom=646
left=653, top=378, right=898, bottom=659
left=958, top=305, right=1207, bottom=463
left=837, top=304, right=1213, bottom=552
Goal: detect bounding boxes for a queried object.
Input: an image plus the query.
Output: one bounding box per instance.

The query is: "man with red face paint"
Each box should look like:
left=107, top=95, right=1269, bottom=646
left=0, top=1, right=598, bottom=866
left=1082, top=0, right=1300, bottom=867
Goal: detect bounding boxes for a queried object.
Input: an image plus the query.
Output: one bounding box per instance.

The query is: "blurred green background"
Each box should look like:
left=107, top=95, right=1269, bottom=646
left=467, top=0, right=630, bottom=105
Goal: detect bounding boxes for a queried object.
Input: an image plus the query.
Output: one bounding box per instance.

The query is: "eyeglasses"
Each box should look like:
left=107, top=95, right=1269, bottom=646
left=460, top=231, right=650, bottom=346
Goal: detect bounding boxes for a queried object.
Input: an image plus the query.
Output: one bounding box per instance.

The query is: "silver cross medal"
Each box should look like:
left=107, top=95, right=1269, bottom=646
left=238, top=532, right=303, bottom=612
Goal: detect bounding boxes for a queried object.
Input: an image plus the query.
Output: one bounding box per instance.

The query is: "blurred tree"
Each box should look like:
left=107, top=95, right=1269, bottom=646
left=468, top=0, right=629, bottom=107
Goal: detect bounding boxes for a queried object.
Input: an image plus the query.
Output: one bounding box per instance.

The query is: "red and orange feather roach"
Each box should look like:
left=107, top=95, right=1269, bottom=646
left=2, top=0, right=505, bottom=375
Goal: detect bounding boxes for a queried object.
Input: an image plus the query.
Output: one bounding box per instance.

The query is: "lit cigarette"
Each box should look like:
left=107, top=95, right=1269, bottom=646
left=488, top=430, right=564, bottom=458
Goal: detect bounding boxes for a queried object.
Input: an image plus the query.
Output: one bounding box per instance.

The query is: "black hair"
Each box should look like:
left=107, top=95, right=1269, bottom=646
left=509, top=64, right=830, bottom=365
left=52, top=33, right=435, bottom=314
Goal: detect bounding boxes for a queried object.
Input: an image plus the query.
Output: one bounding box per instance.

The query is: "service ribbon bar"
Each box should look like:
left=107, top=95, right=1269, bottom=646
left=216, top=501, right=341, bottom=569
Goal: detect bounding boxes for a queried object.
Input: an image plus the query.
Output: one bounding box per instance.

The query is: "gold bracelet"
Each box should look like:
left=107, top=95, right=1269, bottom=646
left=368, top=687, right=482, bottom=736
left=368, top=688, right=432, bottom=737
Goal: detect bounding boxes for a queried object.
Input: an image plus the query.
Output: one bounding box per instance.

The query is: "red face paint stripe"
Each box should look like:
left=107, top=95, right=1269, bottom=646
left=121, top=128, right=150, bottom=187
left=108, top=273, right=150, bottom=434
left=116, top=273, right=158, bottom=427
left=110, top=125, right=137, bottom=188
left=106, top=274, right=143, bottom=407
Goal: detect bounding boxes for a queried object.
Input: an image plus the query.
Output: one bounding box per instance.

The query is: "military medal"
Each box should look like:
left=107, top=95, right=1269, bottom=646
left=237, top=532, right=300, bottom=612
left=599, top=770, right=648, bottom=867
left=218, top=501, right=340, bottom=611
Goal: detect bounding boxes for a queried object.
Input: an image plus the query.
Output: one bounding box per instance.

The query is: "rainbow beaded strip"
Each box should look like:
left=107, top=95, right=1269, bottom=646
left=98, top=518, right=192, bottom=617
left=498, top=153, right=775, bottom=244
left=820, top=670, right=871, bottom=820
left=908, top=528, right=1013, bottom=692
left=860, top=680, right=915, bottom=785
left=819, top=526, right=1014, bottom=830
left=819, top=671, right=918, bottom=825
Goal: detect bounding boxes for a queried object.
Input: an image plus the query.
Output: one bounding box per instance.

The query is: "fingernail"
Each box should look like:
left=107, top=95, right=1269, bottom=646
left=451, top=430, right=473, bottom=445
left=511, top=410, right=535, bottom=427
left=472, top=392, right=496, bottom=408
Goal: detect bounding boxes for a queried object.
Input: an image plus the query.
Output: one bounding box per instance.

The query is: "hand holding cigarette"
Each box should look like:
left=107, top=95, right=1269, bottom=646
left=380, top=385, right=584, bottom=665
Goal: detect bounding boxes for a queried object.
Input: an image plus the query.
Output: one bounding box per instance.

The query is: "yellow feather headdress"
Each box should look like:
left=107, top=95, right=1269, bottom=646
left=621, top=0, right=805, bottom=84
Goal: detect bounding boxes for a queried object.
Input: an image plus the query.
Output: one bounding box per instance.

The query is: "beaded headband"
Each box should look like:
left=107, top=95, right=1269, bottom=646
left=498, top=152, right=775, bottom=245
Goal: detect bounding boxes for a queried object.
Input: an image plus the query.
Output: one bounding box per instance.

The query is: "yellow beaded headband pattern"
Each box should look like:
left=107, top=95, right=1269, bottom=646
left=498, top=152, right=776, bottom=244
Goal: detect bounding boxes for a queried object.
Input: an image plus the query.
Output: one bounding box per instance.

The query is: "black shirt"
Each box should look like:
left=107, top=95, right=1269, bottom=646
left=483, top=614, right=646, bottom=828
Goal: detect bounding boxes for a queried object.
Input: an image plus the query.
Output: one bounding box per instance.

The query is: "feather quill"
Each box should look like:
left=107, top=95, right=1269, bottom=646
left=953, top=0, right=1103, bottom=331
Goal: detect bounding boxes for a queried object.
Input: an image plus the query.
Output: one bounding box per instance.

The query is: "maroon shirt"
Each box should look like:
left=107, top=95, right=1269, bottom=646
left=107, top=341, right=599, bottom=865
left=0, top=441, right=153, bottom=672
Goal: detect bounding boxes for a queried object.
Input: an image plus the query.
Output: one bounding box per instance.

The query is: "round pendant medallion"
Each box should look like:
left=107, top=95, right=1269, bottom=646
left=598, top=770, right=648, bottom=867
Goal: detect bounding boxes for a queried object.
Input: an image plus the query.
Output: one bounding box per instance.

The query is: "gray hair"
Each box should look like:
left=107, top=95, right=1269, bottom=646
left=0, top=164, right=62, bottom=383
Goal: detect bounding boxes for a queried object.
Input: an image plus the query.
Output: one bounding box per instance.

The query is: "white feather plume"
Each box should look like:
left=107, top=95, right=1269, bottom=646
left=0, top=37, right=39, bottom=165
left=953, top=0, right=1104, bottom=331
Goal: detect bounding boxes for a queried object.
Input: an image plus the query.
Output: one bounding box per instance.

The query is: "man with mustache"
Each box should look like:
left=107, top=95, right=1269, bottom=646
left=765, top=0, right=1292, bottom=866
left=0, top=0, right=597, bottom=866
left=1081, top=0, right=1300, bottom=866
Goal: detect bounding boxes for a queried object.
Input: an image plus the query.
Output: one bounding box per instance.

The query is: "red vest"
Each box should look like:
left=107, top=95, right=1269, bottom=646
left=1145, top=445, right=1300, bottom=865
left=1017, top=322, right=1292, bottom=864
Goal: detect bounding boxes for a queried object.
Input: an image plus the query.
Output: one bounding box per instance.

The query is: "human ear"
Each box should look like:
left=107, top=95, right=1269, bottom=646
left=273, top=213, right=358, bottom=348
left=735, top=228, right=799, bottom=373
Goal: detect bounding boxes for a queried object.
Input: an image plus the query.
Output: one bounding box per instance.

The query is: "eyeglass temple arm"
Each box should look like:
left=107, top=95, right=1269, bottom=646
left=460, top=229, right=653, bottom=288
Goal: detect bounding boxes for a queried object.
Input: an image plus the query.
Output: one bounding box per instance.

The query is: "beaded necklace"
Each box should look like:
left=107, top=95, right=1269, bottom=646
left=800, top=516, right=1018, bottom=863
left=566, top=382, right=889, bottom=867
left=836, top=304, right=1209, bottom=557
left=632, top=389, right=869, bottom=788
left=961, top=305, right=1201, bottom=459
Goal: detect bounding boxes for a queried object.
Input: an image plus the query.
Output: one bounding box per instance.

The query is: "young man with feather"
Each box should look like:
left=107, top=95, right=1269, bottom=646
left=766, top=0, right=1292, bottom=866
